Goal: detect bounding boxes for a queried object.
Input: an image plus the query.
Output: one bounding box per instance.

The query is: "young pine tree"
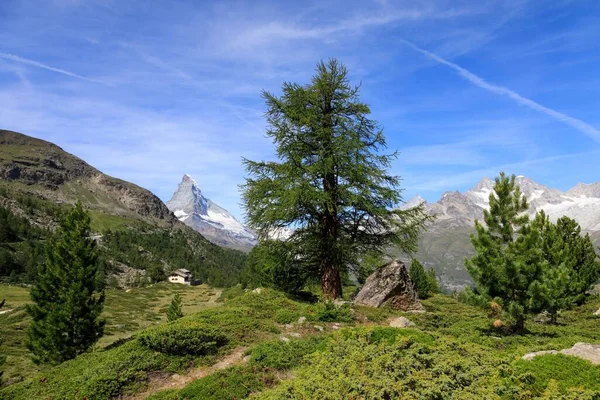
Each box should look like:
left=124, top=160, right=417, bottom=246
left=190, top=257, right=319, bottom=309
left=242, top=59, right=430, bottom=299
left=166, top=293, right=184, bottom=322
left=27, top=202, right=105, bottom=364
left=409, top=259, right=428, bottom=298
left=465, top=172, right=543, bottom=333
left=426, top=268, right=441, bottom=295
left=530, top=212, right=600, bottom=323
left=409, top=259, right=439, bottom=299
left=554, top=216, right=600, bottom=304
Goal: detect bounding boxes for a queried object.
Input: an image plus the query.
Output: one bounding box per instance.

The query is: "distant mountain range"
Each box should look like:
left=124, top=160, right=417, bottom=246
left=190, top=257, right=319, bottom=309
left=167, top=174, right=257, bottom=251
left=401, top=176, right=600, bottom=291
left=0, top=130, right=247, bottom=286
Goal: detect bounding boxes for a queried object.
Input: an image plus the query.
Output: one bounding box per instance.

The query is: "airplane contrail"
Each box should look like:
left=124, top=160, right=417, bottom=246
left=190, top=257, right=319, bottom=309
left=401, top=40, right=600, bottom=142
left=0, top=53, right=104, bottom=85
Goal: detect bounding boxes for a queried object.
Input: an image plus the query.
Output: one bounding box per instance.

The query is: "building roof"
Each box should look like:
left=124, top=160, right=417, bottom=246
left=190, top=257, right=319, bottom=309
left=171, top=268, right=192, bottom=277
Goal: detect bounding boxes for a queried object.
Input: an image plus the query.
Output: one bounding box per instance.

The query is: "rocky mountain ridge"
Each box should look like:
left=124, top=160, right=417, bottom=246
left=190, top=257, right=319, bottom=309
left=0, top=129, right=175, bottom=225
left=402, top=175, right=600, bottom=290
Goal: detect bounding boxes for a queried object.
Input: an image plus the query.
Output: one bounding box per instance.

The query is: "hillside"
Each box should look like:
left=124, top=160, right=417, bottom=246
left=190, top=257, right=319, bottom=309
left=0, top=129, right=175, bottom=224
left=404, top=176, right=600, bottom=291
left=0, top=130, right=246, bottom=287
left=1, top=287, right=599, bottom=399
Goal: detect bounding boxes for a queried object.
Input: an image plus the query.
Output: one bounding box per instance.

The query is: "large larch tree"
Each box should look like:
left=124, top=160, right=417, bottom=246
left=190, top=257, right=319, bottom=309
left=242, top=59, right=429, bottom=299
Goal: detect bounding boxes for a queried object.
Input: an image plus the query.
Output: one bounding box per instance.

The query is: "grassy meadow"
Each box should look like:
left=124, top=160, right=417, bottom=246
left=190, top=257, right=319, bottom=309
left=0, top=282, right=220, bottom=385
left=0, top=285, right=599, bottom=399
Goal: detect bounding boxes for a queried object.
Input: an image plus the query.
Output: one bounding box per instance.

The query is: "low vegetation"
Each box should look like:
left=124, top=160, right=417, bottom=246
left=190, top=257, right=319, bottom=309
left=1, top=285, right=599, bottom=399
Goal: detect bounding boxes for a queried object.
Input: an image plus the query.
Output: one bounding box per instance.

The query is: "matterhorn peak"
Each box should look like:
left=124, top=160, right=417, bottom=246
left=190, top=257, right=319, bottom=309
left=166, top=174, right=257, bottom=250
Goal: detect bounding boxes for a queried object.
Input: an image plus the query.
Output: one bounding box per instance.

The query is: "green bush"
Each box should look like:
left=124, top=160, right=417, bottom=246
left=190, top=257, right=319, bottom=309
left=148, top=366, right=277, bottom=400
left=312, top=301, right=353, bottom=323
left=274, top=309, right=298, bottom=324
left=137, top=320, right=228, bottom=356
left=249, top=336, right=329, bottom=370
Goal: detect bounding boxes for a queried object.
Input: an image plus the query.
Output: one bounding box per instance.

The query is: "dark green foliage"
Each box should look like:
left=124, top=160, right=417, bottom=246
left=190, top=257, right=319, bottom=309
left=0, top=340, right=188, bottom=400
left=409, top=259, right=439, bottom=299
left=515, top=354, right=600, bottom=395
left=147, top=366, right=277, bottom=400
left=529, top=212, right=600, bottom=323
left=356, top=251, right=383, bottom=284
left=26, top=202, right=105, bottom=365
left=137, top=320, right=228, bottom=356
left=466, top=172, right=543, bottom=333
left=273, top=309, right=298, bottom=324
left=101, top=228, right=246, bottom=287
left=242, top=59, right=429, bottom=299
left=0, top=205, right=46, bottom=282
left=250, top=336, right=329, bottom=370
left=313, top=301, right=353, bottom=323
left=166, top=293, right=183, bottom=322
left=242, top=239, right=312, bottom=294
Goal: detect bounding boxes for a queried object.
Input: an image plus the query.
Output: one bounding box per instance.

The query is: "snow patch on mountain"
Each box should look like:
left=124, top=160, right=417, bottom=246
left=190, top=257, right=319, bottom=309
left=167, top=174, right=257, bottom=250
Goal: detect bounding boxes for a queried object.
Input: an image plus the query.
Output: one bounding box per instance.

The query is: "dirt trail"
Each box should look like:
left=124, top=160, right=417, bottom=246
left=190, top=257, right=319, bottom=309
left=124, top=346, right=248, bottom=400
left=208, top=289, right=222, bottom=304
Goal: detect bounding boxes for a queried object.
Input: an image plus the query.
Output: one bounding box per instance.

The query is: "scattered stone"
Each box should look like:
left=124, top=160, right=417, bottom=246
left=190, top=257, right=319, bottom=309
left=331, top=324, right=340, bottom=330
left=252, top=288, right=262, bottom=294
left=0, top=309, right=14, bottom=315
left=353, top=260, right=424, bottom=312
left=490, top=336, right=502, bottom=340
left=534, top=311, right=551, bottom=323
left=279, top=336, right=290, bottom=343
left=243, top=355, right=252, bottom=363
left=289, top=332, right=301, bottom=338
left=285, top=324, right=293, bottom=330
left=389, top=316, right=415, bottom=328
left=594, top=308, right=600, bottom=317
left=522, top=343, right=600, bottom=364
left=297, top=316, right=307, bottom=324
left=522, top=350, right=559, bottom=360
left=314, top=325, right=324, bottom=332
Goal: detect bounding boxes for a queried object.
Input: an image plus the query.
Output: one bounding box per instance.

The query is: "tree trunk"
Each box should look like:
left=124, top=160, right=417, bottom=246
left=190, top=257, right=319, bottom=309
left=321, top=257, right=342, bottom=300
left=512, top=315, right=525, bottom=334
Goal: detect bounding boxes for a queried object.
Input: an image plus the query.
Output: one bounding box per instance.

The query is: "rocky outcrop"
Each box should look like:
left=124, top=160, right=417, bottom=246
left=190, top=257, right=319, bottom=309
left=522, top=343, right=600, bottom=365
left=353, top=260, right=424, bottom=312
left=0, top=130, right=176, bottom=224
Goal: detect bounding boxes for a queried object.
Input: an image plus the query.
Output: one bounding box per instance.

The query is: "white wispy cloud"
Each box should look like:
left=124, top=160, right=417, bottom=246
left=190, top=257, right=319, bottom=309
left=400, top=40, right=600, bottom=142
left=401, top=39, right=600, bottom=142
left=0, top=52, right=105, bottom=85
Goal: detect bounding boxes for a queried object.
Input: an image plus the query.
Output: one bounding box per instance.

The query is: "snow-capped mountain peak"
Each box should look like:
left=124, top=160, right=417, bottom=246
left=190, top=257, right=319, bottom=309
left=166, top=174, right=257, bottom=250
left=400, top=195, right=427, bottom=210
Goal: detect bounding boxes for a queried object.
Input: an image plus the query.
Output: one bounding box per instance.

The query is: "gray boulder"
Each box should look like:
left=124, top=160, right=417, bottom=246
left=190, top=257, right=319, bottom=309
left=353, top=260, right=424, bottom=312
left=594, top=308, right=600, bottom=317
left=389, top=316, right=415, bottom=328
left=522, top=343, right=600, bottom=364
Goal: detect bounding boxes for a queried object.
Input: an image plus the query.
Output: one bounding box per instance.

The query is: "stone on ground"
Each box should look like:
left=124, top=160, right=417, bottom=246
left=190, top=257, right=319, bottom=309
left=353, top=260, right=424, bottom=312
left=389, top=316, right=415, bottom=328
left=522, top=343, right=600, bottom=364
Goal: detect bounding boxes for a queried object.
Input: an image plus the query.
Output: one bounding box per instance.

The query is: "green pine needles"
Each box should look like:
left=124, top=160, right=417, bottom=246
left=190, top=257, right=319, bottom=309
left=166, top=293, right=184, bottom=322
left=26, top=202, right=105, bottom=365
left=466, top=172, right=600, bottom=333
left=241, top=59, right=430, bottom=299
left=409, top=259, right=440, bottom=299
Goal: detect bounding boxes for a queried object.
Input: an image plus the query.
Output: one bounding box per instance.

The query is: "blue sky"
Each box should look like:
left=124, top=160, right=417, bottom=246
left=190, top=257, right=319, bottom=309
left=1, top=0, right=599, bottom=220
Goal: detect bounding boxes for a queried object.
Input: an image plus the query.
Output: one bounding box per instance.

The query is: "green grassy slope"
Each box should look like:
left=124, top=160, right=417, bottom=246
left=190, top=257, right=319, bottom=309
left=1, top=287, right=599, bottom=399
